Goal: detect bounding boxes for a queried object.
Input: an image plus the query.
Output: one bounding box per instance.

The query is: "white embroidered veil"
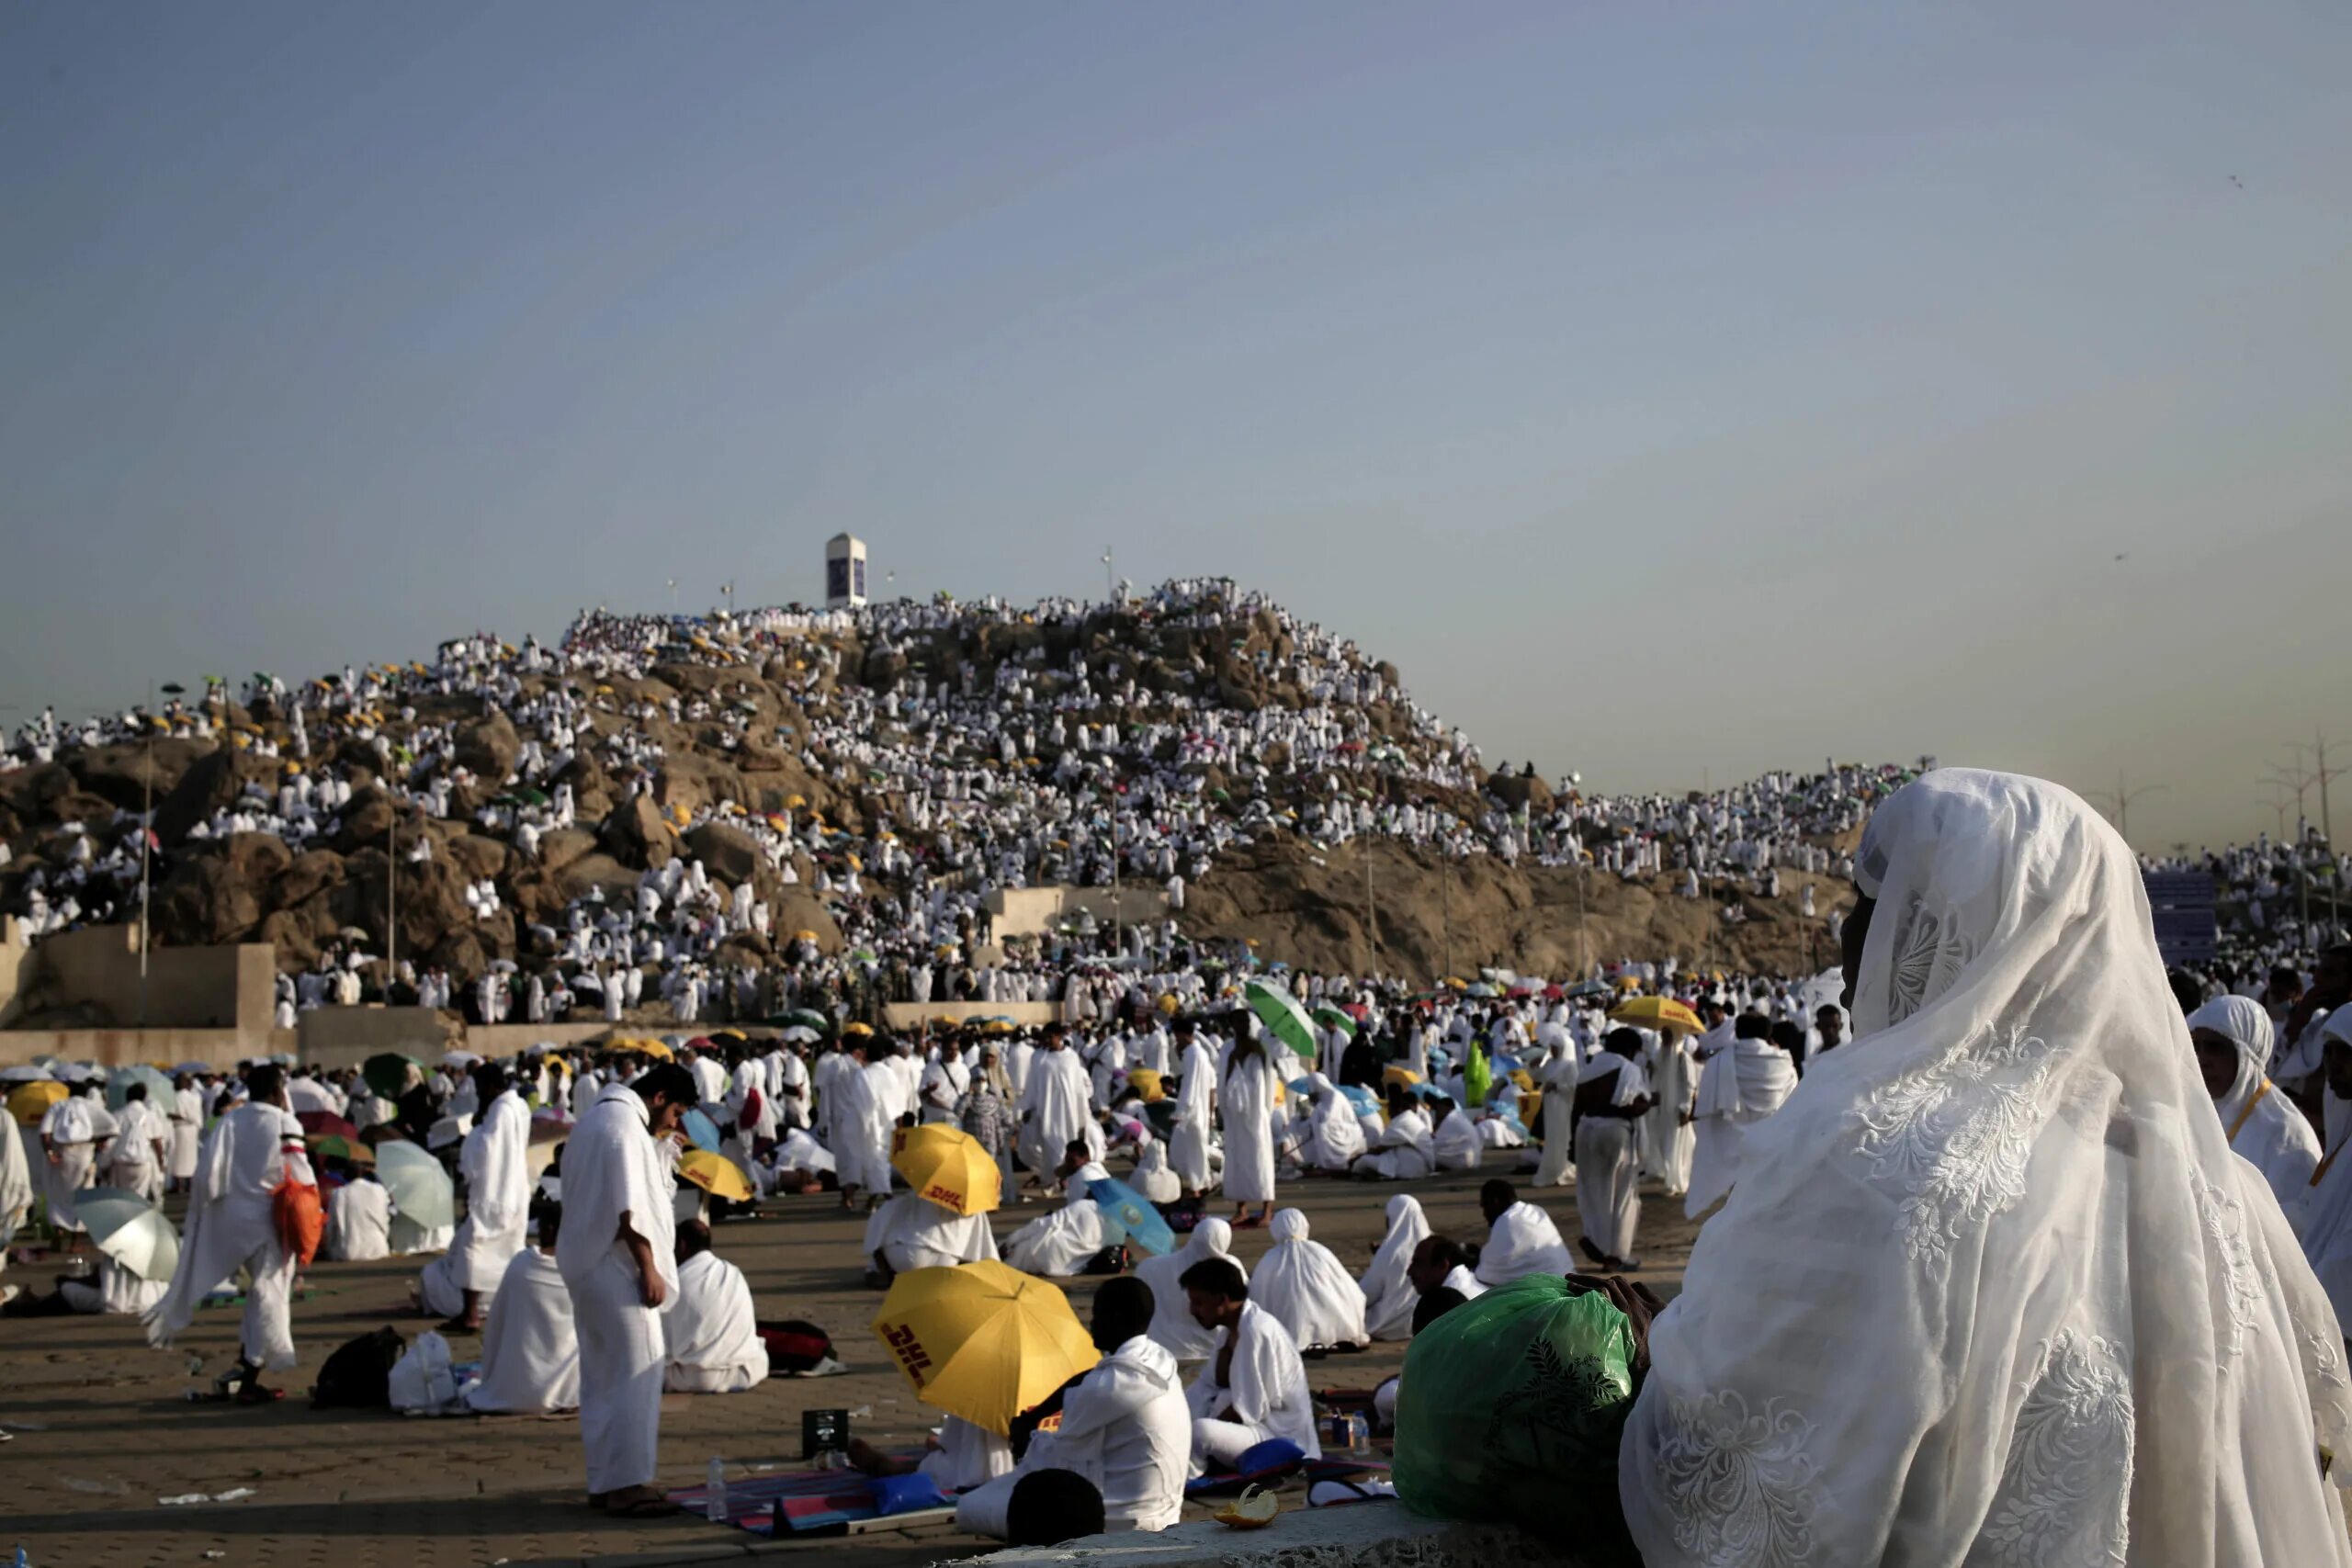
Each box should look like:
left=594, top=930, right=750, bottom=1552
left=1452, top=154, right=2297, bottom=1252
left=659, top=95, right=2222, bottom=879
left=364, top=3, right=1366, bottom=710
left=1620, top=769, right=2352, bottom=1567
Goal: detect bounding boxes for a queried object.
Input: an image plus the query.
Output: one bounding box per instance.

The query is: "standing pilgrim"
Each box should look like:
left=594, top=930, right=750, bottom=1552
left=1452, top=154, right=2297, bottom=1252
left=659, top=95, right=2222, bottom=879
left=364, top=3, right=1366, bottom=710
left=39, top=1077, right=110, bottom=1243
left=1682, top=1011, right=1795, bottom=1216
left=2187, top=995, right=2318, bottom=1211
left=558, top=1062, right=692, bottom=1517
left=423, top=1063, right=532, bottom=1331
left=0, top=1094, right=31, bottom=1306
left=1572, top=1029, right=1652, bottom=1272
left=1531, top=1036, right=1579, bottom=1188
left=1168, top=1019, right=1217, bottom=1196
left=103, top=1084, right=170, bottom=1204
left=1637, top=1029, right=1697, bottom=1199
left=1016, top=1025, right=1097, bottom=1195
left=145, top=1064, right=312, bottom=1402
left=1219, top=1027, right=1279, bottom=1229
left=169, top=1074, right=206, bottom=1192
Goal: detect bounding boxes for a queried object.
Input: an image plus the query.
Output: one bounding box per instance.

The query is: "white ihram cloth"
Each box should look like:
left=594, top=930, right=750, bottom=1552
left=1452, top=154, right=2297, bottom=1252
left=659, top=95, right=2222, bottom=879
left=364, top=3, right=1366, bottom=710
left=1621, top=770, right=2352, bottom=1568
left=62, top=1254, right=168, bottom=1315
left=1297, top=1074, right=1365, bottom=1171
left=1430, top=1106, right=1482, bottom=1171
left=1532, top=1048, right=1577, bottom=1187
left=170, top=1086, right=205, bottom=1181
left=323, top=1179, right=392, bottom=1262
left=1218, top=1051, right=1279, bottom=1203
left=919, top=1416, right=1013, bottom=1494
left=1129, top=1132, right=1182, bottom=1203
left=421, top=1088, right=532, bottom=1314
left=1016, top=1047, right=1097, bottom=1188
left=1247, top=1208, right=1366, bottom=1350
left=145, top=1102, right=311, bottom=1370
left=2188, top=995, right=2319, bottom=1214
left=1004, top=1165, right=1115, bottom=1276
left=1360, top=1194, right=1433, bottom=1340
left=464, top=1249, right=579, bottom=1413
left=40, top=1096, right=107, bottom=1233
left=1639, top=1032, right=1697, bottom=1195
left=557, top=1086, right=678, bottom=1496
left=1682, top=1034, right=1797, bottom=1217
left=103, top=1100, right=167, bottom=1202
left=1186, top=1300, right=1321, bottom=1473
left=831, top=1061, right=899, bottom=1198
left=864, top=1191, right=1000, bottom=1273
left=1169, top=1039, right=1218, bottom=1192
left=1357, top=1105, right=1432, bottom=1180
left=1575, top=1055, right=1648, bottom=1263
left=0, top=1103, right=32, bottom=1259
left=1476, top=1201, right=1573, bottom=1287
left=1136, top=1216, right=1248, bottom=1359
left=663, top=1250, right=769, bottom=1393
left=2291, top=1010, right=2352, bottom=1324
left=959, top=1334, right=1190, bottom=1537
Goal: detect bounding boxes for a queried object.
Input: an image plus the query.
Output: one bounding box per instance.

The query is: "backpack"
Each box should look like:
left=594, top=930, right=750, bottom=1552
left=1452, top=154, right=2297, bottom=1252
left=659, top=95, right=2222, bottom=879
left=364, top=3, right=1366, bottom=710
left=311, top=1326, right=406, bottom=1409
left=274, top=1176, right=325, bottom=1267
left=757, top=1319, right=835, bottom=1373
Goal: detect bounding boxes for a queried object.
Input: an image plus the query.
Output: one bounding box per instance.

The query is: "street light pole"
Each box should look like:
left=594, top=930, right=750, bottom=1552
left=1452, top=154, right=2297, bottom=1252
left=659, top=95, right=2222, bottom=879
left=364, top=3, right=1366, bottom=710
left=1101, top=550, right=1114, bottom=605
left=2090, top=771, right=2165, bottom=845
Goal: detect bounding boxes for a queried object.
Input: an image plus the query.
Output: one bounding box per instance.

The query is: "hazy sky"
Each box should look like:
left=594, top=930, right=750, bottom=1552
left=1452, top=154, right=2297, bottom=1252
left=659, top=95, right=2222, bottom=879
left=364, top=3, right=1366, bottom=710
left=5, top=4, right=2347, bottom=850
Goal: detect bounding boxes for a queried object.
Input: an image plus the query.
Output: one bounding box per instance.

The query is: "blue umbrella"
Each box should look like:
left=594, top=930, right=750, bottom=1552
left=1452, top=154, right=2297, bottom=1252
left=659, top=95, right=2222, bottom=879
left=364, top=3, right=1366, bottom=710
left=683, top=1109, right=723, bottom=1153
left=1334, top=1084, right=1380, bottom=1116
left=1087, top=1174, right=1176, bottom=1257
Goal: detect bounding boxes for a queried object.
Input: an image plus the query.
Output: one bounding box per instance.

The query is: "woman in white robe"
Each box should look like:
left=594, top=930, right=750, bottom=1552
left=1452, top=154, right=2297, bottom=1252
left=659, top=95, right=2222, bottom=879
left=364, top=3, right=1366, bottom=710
left=1297, top=1074, right=1366, bottom=1172
left=1532, top=1043, right=1578, bottom=1188
left=1128, top=1131, right=1182, bottom=1204
left=465, top=1244, right=581, bottom=1413
left=1218, top=1038, right=1279, bottom=1226
left=1360, top=1194, right=1432, bottom=1341
left=1247, top=1208, right=1367, bottom=1351
left=1136, top=1217, right=1249, bottom=1360
left=2187, top=994, right=2319, bottom=1214
left=1168, top=1032, right=1218, bottom=1194
left=1621, top=770, right=2352, bottom=1567
left=1637, top=1029, right=1696, bottom=1197
left=1430, top=1100, right=1483, bottom=1172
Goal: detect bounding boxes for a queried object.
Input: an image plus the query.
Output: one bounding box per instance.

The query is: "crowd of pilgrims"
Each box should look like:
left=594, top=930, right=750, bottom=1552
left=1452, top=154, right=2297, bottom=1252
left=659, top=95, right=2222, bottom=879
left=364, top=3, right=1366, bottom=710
left=8, top=766, right=2352, bottom=1558
left=6, top=579, right=1984, bottom=1029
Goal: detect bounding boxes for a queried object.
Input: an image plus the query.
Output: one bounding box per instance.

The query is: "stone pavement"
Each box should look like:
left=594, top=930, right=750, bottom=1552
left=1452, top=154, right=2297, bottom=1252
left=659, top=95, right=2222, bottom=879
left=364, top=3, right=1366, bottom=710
left=0, top=1168, right=1700, bottom=1567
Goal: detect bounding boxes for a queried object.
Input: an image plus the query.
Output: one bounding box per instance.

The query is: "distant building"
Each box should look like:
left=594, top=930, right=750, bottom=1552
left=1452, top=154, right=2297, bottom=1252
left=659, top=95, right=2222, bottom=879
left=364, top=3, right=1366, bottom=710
left=825, top=534, right=867, bottom=609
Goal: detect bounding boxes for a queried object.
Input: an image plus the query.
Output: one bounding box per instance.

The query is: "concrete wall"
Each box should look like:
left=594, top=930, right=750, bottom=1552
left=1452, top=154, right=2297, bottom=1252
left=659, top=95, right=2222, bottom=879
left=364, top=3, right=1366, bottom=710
left=882, top=1000, right=1064, bottom=1031
left=0, top=922, right=274, bottom=1035
left=983, top=886, right=1171, bottom=941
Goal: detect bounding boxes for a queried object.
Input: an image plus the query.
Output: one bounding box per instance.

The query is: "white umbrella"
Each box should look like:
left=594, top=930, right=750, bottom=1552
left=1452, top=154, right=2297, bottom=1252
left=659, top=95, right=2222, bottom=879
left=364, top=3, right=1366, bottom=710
left=0, top=1065, right=53, bottom=1083
left=79, top=1187, right=180, bottom=1281
left=286, top=1078, right=338, bottom=1115
left=441, top=1050, right=481, bottom=1069
left=781, top=1026, right=820, bottom=1043
left=379, top=1138, right=457, bottom=1229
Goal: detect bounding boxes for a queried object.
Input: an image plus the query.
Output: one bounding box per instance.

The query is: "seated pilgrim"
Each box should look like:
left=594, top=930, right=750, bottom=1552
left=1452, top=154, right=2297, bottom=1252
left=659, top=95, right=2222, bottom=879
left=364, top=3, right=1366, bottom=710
left=662, top=1221, right=769, bottom=1393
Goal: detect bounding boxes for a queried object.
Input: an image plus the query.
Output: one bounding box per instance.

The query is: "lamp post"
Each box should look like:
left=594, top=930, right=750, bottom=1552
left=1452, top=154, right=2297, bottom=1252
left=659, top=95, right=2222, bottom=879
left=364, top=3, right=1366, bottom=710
left=140, top=681, right=187, bottom=1027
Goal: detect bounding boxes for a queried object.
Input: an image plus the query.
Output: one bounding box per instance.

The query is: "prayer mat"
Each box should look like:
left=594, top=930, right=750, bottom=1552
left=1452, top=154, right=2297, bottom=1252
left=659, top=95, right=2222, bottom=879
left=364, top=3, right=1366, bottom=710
left=666, top=1459, right=956, bottom=1537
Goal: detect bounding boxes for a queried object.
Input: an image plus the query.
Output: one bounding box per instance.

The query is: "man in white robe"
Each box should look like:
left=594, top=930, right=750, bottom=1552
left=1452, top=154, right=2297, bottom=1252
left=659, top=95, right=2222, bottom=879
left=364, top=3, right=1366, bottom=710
left=1683, top=1013, right=1796, bottom=1217
left=145, top=1064, right=312, bottom=1398
left=1295, top=1075, right=1364, bottom=1171
left=1638, top=1029, right=1697, bottom=1197
left=663, top=1222, right=769, bottom=1393
left=558, top=1063, right=689, bottom=1516
left=831, top=1043, right=898, bottom=1209
left=1573, top=1030, right=1652, bottom=1270
left=1351, top=1089, right=1433, bottom=1180
left=1177, top=1258, right=1320, bottom=1474
left=1135, top=1217, right=1248, bottom=1360
left=1430, top=1100, right=1482, bottom=1172
left=1474, top=1180, right=1575, bottom=1285
left=919, top=1046, right=971, bottom=1125
left=422, top=1066, right=533, bottom=1329
left=1004, top=1159, right=1120, bottom=1277
left=466, top=1215, right=580, bottom=1414
left=1017, top=1027, right=1098, bottom=1196
left=1217, top=1034, right=1279, bottom=1226
left=864, top=1190, right=999, bottom=1284
left=169, top=1077, right=206, bottom=1191
left=0, top=1105, right=33, bottom=1305
left=103, top=1084, right=170, bottom=1203
left=956, top=1278, right=1190, bottom=1538
left=1167, top=1022, right=1217, bottom=1195
left=323, top=1174, right=392, bottom=1262
left=40, top=1080, right=109, bottom=1240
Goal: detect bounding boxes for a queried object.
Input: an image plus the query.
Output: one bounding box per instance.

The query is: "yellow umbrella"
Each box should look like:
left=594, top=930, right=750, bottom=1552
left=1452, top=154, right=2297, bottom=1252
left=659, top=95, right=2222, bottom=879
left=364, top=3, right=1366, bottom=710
left=1610, top=996, right=1704, bottom=1034
left=678, top=1149, right=752, bottom=1201
left=842, top=1021, right=874, bottom=1038
left=636, top=1040, right=674, bottom=1060
left=8, top=1080, right=68, bottom=1124
left=870, top=1262, right=1099, bottom=1436
left=889, top=1124, right=1001, bottom=1216
left=1126, top=1068, right=1166, bottom=1102
left=1381, top=1066, right=1423, bottom=1090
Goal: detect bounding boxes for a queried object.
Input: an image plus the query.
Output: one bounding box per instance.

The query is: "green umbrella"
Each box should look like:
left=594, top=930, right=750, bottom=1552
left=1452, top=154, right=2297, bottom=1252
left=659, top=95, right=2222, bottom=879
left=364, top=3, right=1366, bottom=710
left=107, top=1065, right=175, bottom=1111
left=79, top=1187, right=180, bottom=1281
left=1310, top=1005, right=1359, bottom=1037
left=1243, top=979, right=1319, bottom=1060
left=377, top=1139, right=456, bottom=1230
left=776, top=1009, right=832, bottom=1034
left=362, top=1052, right=425, bottom=1101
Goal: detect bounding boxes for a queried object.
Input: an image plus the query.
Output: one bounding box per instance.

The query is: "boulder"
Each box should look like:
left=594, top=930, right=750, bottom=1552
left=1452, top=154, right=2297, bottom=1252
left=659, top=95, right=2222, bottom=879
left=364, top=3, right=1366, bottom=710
left=453, top=708, right=521, bottom=782
left=152, top=749, right=276, bottom=845
left=685, top=821, right=762, bottom=886
left=535, top=828, right=597, bottom=874
left=68, top=738, right=209, bottom=813
left=333, top=788, right=398, bottom=853
left=443, top=832, right=511, bottom=884
left=600, top=795, right=673, bottom=871
left=153, top=833, right=291, bottom=945
left=272, top=849, right=347, bottom=911
left=1487, top=773, right=1555, bottom=816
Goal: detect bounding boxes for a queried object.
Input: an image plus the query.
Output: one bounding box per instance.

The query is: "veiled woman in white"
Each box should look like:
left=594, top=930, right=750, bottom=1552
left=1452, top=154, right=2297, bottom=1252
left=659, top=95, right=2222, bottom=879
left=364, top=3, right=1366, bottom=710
left=1620, top=770, right=2352, bottom=1567
left=1359, top=1193, right=1432, bottom=1340
left=1219, top=1032, right=1279, bottom=1228
left=2187, top=995, right=2319, bottom=1215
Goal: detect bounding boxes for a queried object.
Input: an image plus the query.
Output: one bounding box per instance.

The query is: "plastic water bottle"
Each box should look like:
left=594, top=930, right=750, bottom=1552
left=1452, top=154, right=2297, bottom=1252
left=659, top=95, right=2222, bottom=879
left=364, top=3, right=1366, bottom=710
left=705, top=1458, right=729, bottom=1523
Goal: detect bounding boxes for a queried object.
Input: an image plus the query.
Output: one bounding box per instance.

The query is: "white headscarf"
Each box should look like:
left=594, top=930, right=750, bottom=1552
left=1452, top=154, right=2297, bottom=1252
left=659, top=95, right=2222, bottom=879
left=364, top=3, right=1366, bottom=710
left=2188, top=995, right=2318, bottom=1214
left=1622, top=770, right=2352, bottom=1568
left=1360, top=1193, right=1432, bottom=1340
left=1248, top=1208, right=1368, bottom=1352
left=1135, top=1215, right=1247, bottom=1359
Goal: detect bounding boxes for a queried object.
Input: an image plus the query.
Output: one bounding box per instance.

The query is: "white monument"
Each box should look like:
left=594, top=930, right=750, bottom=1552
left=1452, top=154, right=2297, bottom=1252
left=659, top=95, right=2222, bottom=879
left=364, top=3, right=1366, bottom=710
left=825, top=533, right=867, bottom=609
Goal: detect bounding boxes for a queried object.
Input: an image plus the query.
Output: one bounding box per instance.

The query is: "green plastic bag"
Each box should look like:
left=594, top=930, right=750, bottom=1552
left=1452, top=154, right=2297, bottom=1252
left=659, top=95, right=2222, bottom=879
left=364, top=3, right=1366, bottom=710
left=1392, top=1276, right=1637, bottom=1552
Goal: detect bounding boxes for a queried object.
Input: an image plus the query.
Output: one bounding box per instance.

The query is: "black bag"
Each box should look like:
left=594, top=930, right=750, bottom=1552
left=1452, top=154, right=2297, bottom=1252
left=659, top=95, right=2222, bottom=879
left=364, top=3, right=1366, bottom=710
left=760, top=1318, right=836, bottom=1374
left=311, top=1325, right=406, bottom=1409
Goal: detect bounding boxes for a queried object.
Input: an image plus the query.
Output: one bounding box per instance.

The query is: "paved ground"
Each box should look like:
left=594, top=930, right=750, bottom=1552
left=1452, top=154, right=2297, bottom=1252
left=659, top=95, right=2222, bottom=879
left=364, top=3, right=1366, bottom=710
left=0, top=1166, right=1702, bottom=1567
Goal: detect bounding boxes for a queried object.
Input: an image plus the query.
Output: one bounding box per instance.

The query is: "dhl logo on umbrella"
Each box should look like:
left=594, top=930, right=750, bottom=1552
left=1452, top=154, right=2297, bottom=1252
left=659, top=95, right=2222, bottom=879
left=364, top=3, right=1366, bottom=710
left=882, top=1322, right=933, bottom=1384
left=921, top=1182, right=966, bottom=1211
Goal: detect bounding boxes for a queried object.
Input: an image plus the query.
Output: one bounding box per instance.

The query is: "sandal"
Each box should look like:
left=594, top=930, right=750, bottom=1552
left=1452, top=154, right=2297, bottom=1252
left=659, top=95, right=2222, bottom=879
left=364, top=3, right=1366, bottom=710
left=435, top=1315, right=482, bottom=1335
left=603, top=1486, right=683, bottom=1517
